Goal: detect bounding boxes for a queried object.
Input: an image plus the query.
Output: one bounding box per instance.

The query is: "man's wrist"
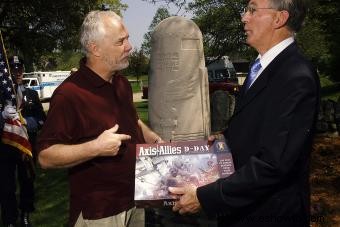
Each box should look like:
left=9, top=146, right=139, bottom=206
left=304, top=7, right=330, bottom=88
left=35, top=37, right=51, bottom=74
left=88, top=139, right=100, bottom=157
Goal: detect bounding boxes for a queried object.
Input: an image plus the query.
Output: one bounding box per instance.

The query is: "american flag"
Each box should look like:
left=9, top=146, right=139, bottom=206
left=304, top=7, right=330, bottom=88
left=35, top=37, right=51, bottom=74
left=0, top=30, right=32, bottom=156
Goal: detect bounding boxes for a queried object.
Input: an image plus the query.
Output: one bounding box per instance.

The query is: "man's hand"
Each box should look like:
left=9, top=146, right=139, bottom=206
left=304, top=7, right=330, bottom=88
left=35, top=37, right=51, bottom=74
left=208, top=133, right=224, bottom=142
left=208, top=135, right=216, bottom=145
left=92, top=124, right=131, bottom=156
left=168, top=185, right=201, bottom=215
left=154, top=136, right=165, bottom=143
left=2, top=105, right=19, bottom=120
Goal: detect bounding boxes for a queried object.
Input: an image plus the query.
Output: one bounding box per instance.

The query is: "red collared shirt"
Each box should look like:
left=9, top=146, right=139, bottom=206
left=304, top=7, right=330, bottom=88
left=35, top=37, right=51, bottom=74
left=37, top=61, right=145, bottom=225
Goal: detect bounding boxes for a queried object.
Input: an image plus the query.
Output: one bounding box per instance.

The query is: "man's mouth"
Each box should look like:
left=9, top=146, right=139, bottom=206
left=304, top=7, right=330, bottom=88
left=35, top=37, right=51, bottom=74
left=244, top=29, right=251, bottom=36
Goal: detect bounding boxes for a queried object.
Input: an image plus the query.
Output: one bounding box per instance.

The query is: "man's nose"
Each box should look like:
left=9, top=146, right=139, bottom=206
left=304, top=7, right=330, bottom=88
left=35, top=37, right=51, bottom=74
left=241, top=12, right=249, bottom=24
left=125, top=40, right=132, bottom=52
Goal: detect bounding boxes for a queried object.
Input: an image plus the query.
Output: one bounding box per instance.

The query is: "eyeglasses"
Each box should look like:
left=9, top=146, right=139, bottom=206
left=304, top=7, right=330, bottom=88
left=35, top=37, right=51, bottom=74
left=241, top=5, right=275, bottom=17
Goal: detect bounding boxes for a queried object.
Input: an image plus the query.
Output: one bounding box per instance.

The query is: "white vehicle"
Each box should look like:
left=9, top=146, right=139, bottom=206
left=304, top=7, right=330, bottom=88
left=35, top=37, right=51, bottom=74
left=23, top=71, right=70, bottom=101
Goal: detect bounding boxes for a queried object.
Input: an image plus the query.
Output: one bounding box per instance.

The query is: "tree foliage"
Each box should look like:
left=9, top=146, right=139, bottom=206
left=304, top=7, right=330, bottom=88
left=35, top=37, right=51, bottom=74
left=143, top=0, right=251, bottom=60
left=143, top=0, right=340, bottom=81
left=35, top=51, right=84, bottom=71
left=142, top=0, right=189, bottom=14
left=123, top=49, right=149, bottom=79
left=0, top=0, right=127, bottom=71
left=297, top=0, right=340, bottom=81
left=141, top=7, right=171, bottom=56
left=188, top=0, right=251, bottom=61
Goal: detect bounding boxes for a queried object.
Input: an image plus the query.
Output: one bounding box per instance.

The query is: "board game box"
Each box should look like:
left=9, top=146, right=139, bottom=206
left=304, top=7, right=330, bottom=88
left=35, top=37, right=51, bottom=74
left=134, top=139, right=234, bottom=207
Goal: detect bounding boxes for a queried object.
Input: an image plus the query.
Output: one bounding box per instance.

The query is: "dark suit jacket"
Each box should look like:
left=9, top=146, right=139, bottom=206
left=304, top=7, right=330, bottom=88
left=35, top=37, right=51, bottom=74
left=21, top=88, right=46, bottom=125
left=197, top=42, right=320, bottom=227
left=20, top=88, right=46, bottom=151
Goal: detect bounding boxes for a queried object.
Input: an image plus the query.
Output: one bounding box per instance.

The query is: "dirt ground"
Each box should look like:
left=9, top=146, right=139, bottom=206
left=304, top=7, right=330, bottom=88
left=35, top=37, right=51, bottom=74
left=310, top=134, right=340, bottom=226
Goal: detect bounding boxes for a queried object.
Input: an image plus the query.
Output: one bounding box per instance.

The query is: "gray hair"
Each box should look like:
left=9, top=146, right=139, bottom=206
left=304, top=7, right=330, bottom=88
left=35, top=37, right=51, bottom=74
left=80, top=10, right=122, bottom=56
left=269, top=0, right=307, bottom=32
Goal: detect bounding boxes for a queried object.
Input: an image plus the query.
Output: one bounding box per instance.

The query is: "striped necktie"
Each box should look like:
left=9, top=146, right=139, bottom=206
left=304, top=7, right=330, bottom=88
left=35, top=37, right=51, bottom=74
left=245, top=59, right=262, bottom=91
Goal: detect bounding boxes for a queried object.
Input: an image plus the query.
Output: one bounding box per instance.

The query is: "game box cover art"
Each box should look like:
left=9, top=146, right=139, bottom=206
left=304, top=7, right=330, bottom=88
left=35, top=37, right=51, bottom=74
left=134, top=139, right=234, bottom=207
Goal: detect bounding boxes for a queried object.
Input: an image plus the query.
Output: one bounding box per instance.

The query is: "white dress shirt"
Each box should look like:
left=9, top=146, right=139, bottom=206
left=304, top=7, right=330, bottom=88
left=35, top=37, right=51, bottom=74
left=249, top=37, right=295, bottom=88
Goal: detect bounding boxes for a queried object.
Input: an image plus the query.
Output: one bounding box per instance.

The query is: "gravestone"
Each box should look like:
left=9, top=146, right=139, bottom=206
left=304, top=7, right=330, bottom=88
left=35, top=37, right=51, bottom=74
left=148, top=16, right=210, bottom=142
left=210, top=90, right=235, bottom=133
left=324, top=100, right=335, bottom=123
left=147, top=16, right=215, bottom=227
left=324, top=100, right=337, bottom=133
left=316, top=100, right=338, bottom=134
left=316, top=101, right=328, bottom=133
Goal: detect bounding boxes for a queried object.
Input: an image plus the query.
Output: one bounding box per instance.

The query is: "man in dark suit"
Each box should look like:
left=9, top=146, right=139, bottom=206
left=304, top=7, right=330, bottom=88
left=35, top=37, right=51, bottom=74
left=0, top=56, right=46, bottom=227
left=169, top=0, right=320, bottom=226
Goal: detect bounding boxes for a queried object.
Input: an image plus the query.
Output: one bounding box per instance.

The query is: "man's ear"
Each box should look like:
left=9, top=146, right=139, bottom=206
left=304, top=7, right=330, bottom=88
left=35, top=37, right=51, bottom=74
left=274, top=10, right=290, bottom=29
left=88, top=42, right=100, bottom=57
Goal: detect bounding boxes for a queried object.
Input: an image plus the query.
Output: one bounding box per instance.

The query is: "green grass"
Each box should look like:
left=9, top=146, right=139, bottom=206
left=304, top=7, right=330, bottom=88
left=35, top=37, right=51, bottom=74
left=135, top=101, right=149, bottom=124
left=126, top=75, right=149, bottom=93
left=32, top=168, right=69, bottom=226
left=130, top=80, right=144, bottom=93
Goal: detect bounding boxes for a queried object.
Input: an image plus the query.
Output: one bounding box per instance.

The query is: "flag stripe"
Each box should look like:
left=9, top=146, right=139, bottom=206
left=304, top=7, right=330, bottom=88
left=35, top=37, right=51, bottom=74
left=2, top=121, right=32, bottom=157
left=1, top=30, right=32, bottom=156
left=2, top=130, right=31, bottom=147
left=3, top=121, right=28, bottom=138
left=2, top=138, right=32, bottom=156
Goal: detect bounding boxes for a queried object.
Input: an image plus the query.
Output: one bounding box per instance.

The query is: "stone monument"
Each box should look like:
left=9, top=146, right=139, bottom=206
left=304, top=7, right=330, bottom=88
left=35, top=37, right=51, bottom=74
left=210, top=90, right=235, bottom=133
left=148, top=16, right=210, bottom=142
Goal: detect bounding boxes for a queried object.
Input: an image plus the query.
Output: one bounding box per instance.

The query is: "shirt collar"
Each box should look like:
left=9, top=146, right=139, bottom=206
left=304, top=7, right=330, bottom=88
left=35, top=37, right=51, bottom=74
left=78, top=58, right=115, bottom=88
left=258, top=37, right=294, bottom=69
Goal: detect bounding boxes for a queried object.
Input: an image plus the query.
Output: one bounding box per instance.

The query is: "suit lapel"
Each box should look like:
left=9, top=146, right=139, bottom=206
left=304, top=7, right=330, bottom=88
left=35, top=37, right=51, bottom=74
left=233, top=42, right=298, bottom=116
left=233, top=68, right=269, bottom=115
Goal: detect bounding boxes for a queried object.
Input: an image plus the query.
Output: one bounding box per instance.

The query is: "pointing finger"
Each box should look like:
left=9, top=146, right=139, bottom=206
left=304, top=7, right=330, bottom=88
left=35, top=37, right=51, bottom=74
left=117, top=134, right=131, bottom=141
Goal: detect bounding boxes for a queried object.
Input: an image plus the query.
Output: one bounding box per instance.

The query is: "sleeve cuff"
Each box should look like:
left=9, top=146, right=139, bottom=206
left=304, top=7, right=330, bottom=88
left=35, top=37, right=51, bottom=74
left=197, top=179, right=231, bottom=217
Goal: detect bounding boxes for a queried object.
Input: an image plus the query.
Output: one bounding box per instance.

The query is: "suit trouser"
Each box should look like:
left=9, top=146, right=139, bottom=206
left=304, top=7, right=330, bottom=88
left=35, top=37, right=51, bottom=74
left=0, top=145, right=35, bottom=225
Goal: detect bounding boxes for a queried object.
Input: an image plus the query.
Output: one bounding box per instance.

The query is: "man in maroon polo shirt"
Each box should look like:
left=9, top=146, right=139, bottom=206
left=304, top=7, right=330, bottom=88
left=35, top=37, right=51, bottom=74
left=37, top=10, right=163, bottom=227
